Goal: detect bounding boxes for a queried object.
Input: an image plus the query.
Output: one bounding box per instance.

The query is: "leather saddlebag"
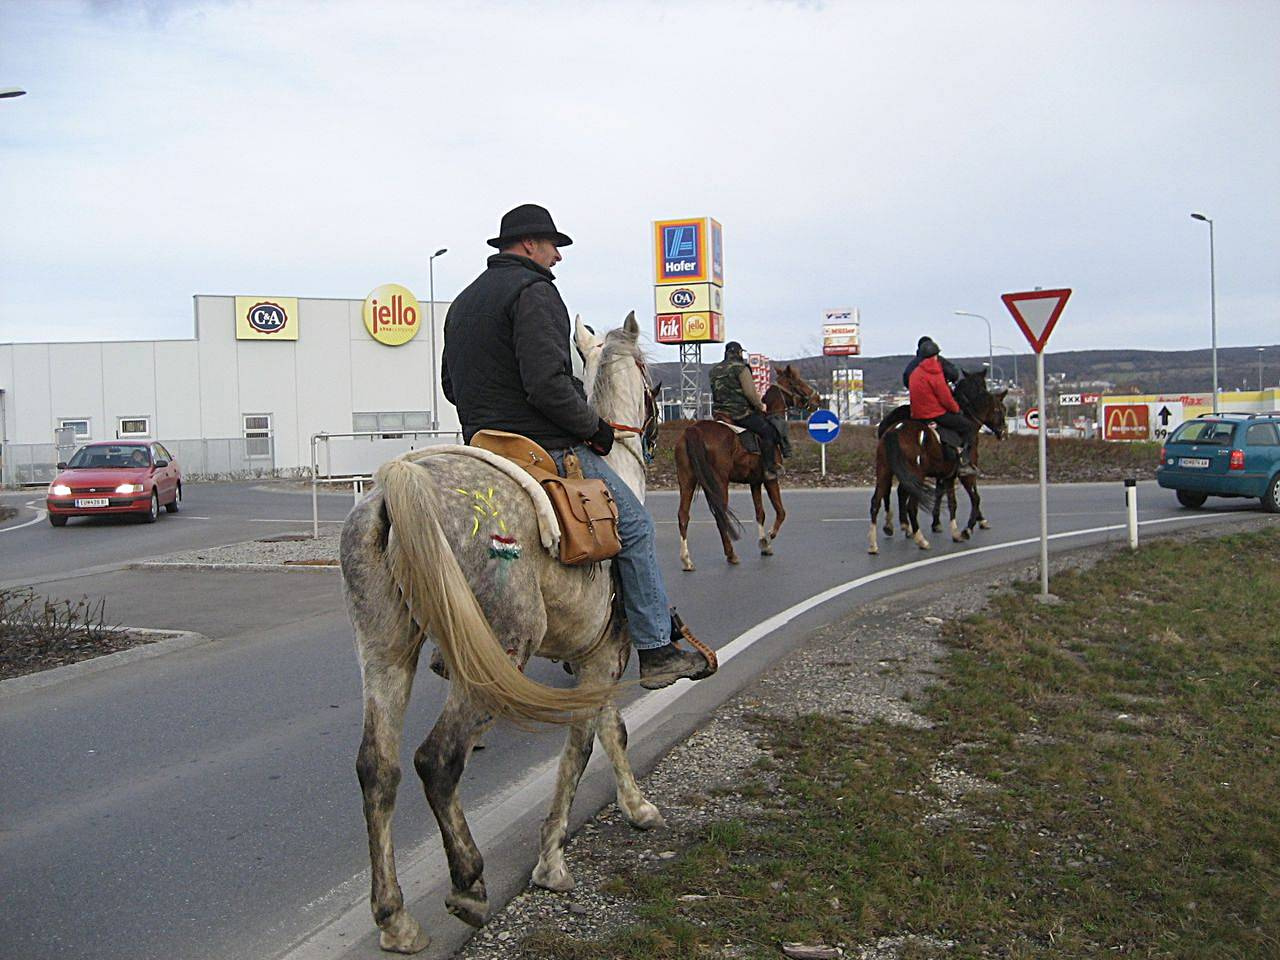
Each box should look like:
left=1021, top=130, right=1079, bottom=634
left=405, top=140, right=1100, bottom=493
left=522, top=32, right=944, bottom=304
left=469, top=429, right=621, bottom=566
left=540, top=475, right=621, bottom=565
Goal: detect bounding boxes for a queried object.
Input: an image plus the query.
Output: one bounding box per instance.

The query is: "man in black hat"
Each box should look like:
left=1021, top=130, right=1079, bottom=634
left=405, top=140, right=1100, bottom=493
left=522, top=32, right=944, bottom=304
left=709, top=341, right=780, bottom=480
left=442, top=204, right=711, bottom=689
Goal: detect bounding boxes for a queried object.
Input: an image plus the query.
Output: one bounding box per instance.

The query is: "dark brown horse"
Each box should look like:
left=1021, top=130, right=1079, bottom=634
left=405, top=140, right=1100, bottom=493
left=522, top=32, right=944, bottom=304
left=868, top=371, right=1007, bottom=554
left=675, top=364, right=821, bottom=570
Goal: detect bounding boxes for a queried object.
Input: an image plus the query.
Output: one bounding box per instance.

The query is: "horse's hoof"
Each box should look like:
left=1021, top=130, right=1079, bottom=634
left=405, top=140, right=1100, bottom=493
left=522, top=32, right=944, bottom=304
left=931, top=523, right=942, bottom=534
left=531, top=859, right=576, bottom=893
left=378, top=914, right=430, bottom=954
left=759, top=544, right=773, bottom=556
left=868, top=547, right=878, bottom=555
left=727, top=555, right=740, bottom=565
left=961, top=530, right=971, bottom=541
left=979, top=520, right=990, bottom=529
left=883, top=526, right=894, bottom=537
left=445, top=881, right=489, bottom=928
left=625, top=800, right=666, bottom=830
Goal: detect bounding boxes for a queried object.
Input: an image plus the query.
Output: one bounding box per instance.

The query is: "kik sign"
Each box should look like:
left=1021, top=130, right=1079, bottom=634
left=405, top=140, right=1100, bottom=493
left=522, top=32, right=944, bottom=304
left=235, top=296, right=299, bottom=341
left=653, top=217, right=722, bottom=285
left=363, top=283, right=422, bottom=347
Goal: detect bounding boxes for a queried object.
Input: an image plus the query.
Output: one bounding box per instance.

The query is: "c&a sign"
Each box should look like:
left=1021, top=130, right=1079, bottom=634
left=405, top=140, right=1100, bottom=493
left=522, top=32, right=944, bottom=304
left=363, top=284, right=422, bottom=347
left=1102, top=404, right=1150, bottom=441
left=235, top=297, right=299, bottom=340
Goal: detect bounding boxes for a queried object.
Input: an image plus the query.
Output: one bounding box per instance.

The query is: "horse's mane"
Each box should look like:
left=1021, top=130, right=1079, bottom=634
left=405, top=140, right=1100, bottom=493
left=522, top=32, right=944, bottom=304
left=954, top=372, right=988, bottom=408
left=594, top=327, right=648, bottom=392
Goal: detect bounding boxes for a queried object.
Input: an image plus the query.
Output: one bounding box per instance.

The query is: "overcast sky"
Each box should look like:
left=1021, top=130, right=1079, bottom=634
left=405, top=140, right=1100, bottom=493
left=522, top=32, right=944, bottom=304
left=1, top=0, right=1277, bottom=363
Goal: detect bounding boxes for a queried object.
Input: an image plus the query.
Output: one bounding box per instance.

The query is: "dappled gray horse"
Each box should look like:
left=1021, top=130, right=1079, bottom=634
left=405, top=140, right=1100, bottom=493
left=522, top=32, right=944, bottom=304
left=339, top=313, right=664, bottom=954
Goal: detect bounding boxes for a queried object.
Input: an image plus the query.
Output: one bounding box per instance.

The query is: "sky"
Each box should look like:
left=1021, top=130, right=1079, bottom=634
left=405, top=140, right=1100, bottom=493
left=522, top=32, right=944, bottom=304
left=1, top=0, right=1277, bottom=363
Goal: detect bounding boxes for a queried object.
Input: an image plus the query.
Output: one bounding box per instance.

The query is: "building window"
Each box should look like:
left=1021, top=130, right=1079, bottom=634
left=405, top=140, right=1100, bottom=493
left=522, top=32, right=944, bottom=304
left=353, top=411, right=432, bottom=439
left=244, top=414, right=272, bottom=458
left=118, top=416, right=151, bottom=438
left=58, top=418, right=91, bottom=440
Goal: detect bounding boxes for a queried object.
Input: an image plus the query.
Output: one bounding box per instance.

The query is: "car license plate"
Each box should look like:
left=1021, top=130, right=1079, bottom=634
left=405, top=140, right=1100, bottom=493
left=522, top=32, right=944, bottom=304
left=74, top=498, right=110, bottom=508
left=1178, top=457, right=1210, bottom=469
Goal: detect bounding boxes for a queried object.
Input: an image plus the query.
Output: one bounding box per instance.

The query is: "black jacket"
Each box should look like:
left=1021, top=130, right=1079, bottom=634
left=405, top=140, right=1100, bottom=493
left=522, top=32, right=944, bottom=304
left=442, top=254, right=599, bottom=449
left=902, top=352, right=960, bottom=389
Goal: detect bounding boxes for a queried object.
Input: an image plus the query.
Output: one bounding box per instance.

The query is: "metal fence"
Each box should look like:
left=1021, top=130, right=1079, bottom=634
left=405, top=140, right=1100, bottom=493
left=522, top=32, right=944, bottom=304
left=1, top=436, right=277, bottom=486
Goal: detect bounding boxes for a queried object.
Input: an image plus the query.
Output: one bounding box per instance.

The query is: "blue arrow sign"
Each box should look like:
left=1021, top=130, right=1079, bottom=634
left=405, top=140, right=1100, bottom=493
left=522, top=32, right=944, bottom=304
left=807, top=409, right=841, bottom=443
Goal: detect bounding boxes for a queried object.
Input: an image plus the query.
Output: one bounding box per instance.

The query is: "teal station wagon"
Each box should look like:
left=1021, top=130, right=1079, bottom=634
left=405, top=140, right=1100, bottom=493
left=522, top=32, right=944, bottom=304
left=1156, top=413, right=1280, bottom=512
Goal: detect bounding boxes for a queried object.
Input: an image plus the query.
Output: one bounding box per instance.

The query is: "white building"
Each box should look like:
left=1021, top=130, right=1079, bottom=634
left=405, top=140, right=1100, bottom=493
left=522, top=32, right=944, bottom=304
left=0, top=293, right=457, bottom=484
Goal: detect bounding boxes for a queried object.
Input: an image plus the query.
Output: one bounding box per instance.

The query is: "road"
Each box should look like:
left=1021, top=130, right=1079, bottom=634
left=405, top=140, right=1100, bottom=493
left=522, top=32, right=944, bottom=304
left=0, top=480, right=1266, bottom=960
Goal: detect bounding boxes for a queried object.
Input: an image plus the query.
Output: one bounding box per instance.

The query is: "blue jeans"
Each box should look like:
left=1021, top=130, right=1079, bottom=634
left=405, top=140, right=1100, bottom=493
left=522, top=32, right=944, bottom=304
left=550, top=446, right=670, bottom=650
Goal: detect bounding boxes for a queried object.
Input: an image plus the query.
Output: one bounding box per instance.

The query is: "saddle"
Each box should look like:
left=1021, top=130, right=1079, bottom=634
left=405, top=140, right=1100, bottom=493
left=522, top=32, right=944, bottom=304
left=710, top=412, right=791, bottom=458
left=922, top=422, right=964, bottom=458
left=469, top=430, right=621, bottom=566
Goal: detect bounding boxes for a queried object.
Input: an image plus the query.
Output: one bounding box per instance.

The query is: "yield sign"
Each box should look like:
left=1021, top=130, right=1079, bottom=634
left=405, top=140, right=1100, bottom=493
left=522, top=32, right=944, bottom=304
left=1001, top=288, right=1071, bottom=354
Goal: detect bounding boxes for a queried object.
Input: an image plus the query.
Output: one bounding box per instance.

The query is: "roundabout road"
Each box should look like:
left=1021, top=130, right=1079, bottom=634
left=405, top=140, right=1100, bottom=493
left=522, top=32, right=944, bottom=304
left=0, top=481, right=1267, bottom=960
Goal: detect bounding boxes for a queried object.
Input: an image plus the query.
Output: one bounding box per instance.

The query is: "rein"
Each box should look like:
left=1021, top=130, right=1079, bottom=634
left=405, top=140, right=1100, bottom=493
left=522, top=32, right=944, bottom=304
left=598, top=355, right=658, bottom=466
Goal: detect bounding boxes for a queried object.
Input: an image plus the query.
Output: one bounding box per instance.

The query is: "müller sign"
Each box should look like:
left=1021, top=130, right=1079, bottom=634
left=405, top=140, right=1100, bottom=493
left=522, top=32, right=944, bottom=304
left=363, top=283, right=422, bottom=346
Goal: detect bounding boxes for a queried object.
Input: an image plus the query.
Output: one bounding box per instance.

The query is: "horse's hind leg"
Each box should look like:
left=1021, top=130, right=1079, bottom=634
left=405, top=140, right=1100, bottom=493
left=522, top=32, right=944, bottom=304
left=414, top=691, right=493, bottom=928
left=531, top=709, right=598, bottom=892
left=947, top=479, right=964, bottom=542
left=931, top=479, right=945, bottom=533
left=898, top=483, right=912, bottom=536
left=355, top=641, right=429, bottom=954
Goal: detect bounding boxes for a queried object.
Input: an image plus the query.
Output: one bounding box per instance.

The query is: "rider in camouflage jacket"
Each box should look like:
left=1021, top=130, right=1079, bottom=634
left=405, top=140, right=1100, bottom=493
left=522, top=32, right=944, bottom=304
left=709, top=342, right=781, bottom=480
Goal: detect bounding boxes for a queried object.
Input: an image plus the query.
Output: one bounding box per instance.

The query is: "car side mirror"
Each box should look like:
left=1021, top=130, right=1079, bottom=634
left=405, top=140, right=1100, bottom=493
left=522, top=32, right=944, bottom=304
left=154, top=459, right=169, bottom=468
left=57, top=461, right=67, bottom=470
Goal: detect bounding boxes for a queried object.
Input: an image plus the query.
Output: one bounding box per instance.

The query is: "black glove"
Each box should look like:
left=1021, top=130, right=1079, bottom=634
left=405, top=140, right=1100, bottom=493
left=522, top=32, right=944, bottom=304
left=587, top=419, right=615, bottom=456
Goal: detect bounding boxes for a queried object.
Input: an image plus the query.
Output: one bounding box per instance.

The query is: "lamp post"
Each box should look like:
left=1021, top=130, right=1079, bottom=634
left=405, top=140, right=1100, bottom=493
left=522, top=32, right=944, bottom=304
left=993, top=345, right=1018, bottom=388
left=1259, top=347, right=1265, bottom=392
left=954, top=310, right=993, bottom=386
left=1190, top=213, right=1218, bottom=413
left=429, top=247, right=448, bottom=430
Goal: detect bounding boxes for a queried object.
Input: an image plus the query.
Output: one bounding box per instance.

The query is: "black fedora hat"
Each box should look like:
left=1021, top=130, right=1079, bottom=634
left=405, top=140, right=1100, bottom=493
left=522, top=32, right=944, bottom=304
left=487, top=203, right=573, bottom=248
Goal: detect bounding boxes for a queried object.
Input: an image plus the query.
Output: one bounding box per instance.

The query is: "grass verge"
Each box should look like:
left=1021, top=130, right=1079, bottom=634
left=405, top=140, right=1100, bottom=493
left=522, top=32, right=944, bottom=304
left=521, top=528, right=1280, bottom=958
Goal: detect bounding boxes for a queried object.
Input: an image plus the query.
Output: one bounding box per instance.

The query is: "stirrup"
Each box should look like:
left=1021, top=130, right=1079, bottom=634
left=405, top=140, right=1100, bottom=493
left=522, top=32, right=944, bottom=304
left=670, top=609, right=717, bottom=680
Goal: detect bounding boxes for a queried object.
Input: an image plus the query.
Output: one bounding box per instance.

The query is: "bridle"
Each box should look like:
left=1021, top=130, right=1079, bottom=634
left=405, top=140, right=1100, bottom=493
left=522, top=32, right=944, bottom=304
left=602, top=356, right=660, bottom=466
left=770, top=373, right=822, bottom=415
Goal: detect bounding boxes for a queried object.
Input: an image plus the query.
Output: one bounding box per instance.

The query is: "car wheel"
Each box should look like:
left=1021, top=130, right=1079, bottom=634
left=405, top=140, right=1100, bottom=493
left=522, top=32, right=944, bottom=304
left=1264, top=475, right=1280, bottom=514
left=49, top=514, right=68, bottom=527
left=165, top=483, right=181, bottom=513
left=1176, top=490, right=1207, bottom=509
left=143, top=490, right=159, bottom=523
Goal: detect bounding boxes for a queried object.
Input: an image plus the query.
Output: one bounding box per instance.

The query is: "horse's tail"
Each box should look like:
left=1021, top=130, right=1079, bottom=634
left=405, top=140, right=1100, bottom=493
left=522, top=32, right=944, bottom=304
left=883, top=428, right=935, bottom=513
left=375, top=457, right=612, bottom=725
left=684, top=427, right=741, bottom=542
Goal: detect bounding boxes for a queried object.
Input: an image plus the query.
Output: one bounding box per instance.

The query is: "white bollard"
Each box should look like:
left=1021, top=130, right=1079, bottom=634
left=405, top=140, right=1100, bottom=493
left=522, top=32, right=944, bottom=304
left=1125, top=478, right=1138, bottom=550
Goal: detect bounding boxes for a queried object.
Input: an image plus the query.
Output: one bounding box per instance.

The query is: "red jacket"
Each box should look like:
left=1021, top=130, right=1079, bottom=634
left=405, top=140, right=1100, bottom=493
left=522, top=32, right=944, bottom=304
left=909, top=355, right=960, bottom=420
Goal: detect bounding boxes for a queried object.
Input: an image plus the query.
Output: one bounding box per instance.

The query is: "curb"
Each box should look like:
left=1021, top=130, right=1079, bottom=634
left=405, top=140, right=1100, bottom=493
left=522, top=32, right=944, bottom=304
left=0, top=627, right=212, bottom=699
left=128, top=561, right=340, bottom=574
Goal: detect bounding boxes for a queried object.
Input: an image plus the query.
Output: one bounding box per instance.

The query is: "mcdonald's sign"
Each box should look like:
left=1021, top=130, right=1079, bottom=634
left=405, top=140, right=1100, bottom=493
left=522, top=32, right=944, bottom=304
left=1102, top=404, right=1150, bottom=441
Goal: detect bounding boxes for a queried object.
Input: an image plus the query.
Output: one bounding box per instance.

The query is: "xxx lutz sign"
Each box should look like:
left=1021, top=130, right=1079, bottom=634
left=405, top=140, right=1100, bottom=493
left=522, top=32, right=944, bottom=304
left=363, top=283, right=422, bottom=347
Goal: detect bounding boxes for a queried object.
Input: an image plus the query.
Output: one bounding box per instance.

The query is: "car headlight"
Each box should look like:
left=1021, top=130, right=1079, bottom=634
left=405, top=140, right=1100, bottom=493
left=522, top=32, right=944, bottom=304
left=115, top=483, right=144, bottom=494
left=50, top=484, right=72, bottom=496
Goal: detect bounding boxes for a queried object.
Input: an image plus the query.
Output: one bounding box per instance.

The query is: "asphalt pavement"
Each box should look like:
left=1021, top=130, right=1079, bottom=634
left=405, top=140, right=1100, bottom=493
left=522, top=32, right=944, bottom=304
left=0, top=479, right=1268, bottom=960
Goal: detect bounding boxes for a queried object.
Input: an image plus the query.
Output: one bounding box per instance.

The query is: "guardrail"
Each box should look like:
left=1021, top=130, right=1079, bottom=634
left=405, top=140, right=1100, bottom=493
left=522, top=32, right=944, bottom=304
left=309, top=430, right=464, bottom=538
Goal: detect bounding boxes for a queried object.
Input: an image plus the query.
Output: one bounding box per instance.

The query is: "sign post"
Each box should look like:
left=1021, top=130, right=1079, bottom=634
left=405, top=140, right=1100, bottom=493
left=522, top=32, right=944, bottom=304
left=1001, top=288, right=1072, bottom=599
left=807, top=409, right=841, bottom=477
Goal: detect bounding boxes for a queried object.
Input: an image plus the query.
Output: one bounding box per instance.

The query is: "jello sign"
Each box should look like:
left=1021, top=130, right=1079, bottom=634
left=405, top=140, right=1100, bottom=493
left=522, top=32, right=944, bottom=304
left=363, top=283, right=421, bottom=346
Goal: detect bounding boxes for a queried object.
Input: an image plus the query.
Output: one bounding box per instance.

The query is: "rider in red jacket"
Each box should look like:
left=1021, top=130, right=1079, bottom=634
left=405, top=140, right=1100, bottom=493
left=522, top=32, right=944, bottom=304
left=908, top=341, right=977, bottom=477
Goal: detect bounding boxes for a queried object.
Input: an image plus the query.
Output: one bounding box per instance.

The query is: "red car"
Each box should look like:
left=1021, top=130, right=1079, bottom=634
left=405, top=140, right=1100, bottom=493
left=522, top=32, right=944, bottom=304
left=46, top=441, right=183, bottom=526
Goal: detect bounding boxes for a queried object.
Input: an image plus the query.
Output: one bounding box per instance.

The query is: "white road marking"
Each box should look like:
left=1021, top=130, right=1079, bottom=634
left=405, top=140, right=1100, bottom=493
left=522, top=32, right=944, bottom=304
left=821, top=518, right=870, bottom=523
left=277, top=509, right=1235, bottom=960
left=0, top=500, right=48, bottom=534
left=249, top=518, right=344, bottom=524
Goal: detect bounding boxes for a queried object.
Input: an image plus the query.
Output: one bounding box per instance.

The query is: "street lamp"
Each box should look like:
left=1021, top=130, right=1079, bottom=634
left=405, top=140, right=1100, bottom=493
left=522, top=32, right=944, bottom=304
left=992, top=345, right=1018, bottom=388
left=954, top=311, right=994, bottom=386
left=1259, top=347, right=1265, bottom=392
left=0, top=89, right=26, bottom=99
left=1190, top=213, right=1218, bottom=413
left=429, top=247, right=448, bottom=430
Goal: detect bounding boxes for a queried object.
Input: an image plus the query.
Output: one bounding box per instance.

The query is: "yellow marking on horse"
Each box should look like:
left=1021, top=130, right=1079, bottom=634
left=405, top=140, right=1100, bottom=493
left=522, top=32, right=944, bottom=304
left=453, top=487, right=506, bottom=538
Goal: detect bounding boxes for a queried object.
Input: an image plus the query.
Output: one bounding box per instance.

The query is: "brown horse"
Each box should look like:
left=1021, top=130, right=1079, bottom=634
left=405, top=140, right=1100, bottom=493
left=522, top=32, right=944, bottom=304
left=868, top=372, right=1007, bottom=554
left=675, top=364, right=822, bottom=570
